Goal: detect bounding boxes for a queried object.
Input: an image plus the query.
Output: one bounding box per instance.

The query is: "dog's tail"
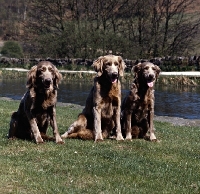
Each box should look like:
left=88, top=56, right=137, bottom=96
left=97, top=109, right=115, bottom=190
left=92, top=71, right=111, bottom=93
left=8, top=112, right=19, bottom=139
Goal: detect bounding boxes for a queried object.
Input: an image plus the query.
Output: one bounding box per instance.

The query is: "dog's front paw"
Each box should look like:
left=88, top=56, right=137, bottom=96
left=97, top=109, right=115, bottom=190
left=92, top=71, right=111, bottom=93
left=56, top=136, right=64, bottom=144
left=95, top=133, right=103, bottom=142
left=125, top=133, right=132, bottom=141
left=150, top=133, right=157, bottom=141
left=35, top=135, right=44, bottom=144
left=116, top=133, right=124, bottom=141
left=150, top=138, right=160, bottom=143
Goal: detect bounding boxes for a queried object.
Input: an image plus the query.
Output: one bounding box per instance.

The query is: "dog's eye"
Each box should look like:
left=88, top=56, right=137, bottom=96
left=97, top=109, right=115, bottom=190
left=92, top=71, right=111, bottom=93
left=39, top=67, right=46, bottom=72
left=106, top=62, right=111, bottom=66
left=114, top=62, right=118, bottom=66
left=152, top=67, right=156, bottom=71
left=48, top=67, right=53, bottom=72
left=144, top=66, right=149, bottom=70
left=39, top=67, right=45, bottom=71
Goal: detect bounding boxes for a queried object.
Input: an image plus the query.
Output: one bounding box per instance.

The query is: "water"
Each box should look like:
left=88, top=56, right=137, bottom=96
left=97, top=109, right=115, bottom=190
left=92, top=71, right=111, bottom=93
left=0, top=78, right=200, bottom=119
left=154, top=85, right=200, bottom=119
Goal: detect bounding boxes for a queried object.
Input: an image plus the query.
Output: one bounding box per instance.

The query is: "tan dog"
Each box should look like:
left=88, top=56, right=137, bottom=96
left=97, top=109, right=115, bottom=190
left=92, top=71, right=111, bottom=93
left=61, top=55, right=126, bottom=141
left=8, top=61, right=64, bottom=144
left=121, top=62, right=160, bottom=141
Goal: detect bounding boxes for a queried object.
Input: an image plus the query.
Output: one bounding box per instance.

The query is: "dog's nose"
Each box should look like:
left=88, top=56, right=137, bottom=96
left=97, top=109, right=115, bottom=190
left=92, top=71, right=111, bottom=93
left=112, top=72, right=118, bottom=78
left=44, top=78, right=52, bottom=85
left=149, top=74, right=154, bottom=79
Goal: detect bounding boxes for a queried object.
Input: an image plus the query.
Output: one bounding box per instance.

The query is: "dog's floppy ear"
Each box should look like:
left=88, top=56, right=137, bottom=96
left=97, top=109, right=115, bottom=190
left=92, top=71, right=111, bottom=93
left=26, top=65, right=38, bottom=89
left=132, top=63, right=142, bottom=75
left=154, top=65, right=161, bottom=81
left=118, top=56, right=126, bottom=76
left=53, top=66, right=62, bottom=89
left=155, top=65, right=161, bottom=77
left=92, top=56, right=104, bottom=77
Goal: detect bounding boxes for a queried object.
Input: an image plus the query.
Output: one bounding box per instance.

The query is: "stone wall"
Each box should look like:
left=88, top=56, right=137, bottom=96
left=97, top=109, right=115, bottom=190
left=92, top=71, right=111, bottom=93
left=0, top=56, right=200, bottom=71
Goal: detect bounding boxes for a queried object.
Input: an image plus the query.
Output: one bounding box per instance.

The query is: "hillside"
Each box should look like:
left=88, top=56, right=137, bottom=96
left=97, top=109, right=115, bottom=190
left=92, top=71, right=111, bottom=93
left=0, top=0, right=200, bottom=58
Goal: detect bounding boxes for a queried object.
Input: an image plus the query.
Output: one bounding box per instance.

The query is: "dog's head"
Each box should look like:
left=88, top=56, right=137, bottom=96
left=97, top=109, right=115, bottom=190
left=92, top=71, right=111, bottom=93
left=132, top=62, right=161, bottom=87
left=92, top=55, right=126, bottom=83
left=26, top=61, right=62, bottom=90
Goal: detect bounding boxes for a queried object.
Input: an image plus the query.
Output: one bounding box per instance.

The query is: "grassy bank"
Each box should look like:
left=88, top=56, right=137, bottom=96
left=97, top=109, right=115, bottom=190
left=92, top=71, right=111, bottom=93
left=0, top=69, right=28, bottom=79
left=1, top=68, right=200, bottom=86
left=158, top=75, right=200, bottom=86
left=1, top=100, right=200, bottom=193
left=0, top=69, right=97, bottom=81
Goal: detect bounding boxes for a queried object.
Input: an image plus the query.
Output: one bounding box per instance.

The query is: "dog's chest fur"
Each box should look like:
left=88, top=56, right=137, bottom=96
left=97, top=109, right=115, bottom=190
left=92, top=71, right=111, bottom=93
left=30, top=88, right=57, bottom=110
left=129, top=83, right=154, bottom=122
left=24, top=88, right=57, bottom=125
left=100, top=83, right=120, bottom=118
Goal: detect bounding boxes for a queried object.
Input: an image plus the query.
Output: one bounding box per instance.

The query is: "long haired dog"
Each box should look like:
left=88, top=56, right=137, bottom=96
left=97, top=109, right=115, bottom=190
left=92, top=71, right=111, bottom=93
left=8, top=61, right=63, bottom=144
left=121, top=62, right=161, bottom=141
left=61, top=55, right=126, bottom=142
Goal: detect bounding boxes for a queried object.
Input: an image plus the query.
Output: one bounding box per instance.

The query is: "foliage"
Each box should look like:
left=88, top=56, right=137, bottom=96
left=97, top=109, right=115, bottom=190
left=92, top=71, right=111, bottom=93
left=1, top=41, right=23, bottom=58
left=1, top=100, right=200, bottom=193
left=0, top=0, right=200, bottom=59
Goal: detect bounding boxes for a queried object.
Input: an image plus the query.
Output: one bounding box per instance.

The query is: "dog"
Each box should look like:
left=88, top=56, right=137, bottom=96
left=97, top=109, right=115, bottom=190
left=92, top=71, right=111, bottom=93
left=121, top=62, right=161, bottom=141
left=61, top=55, right=126, bottom=142
left=8, top=61, right=64, bottom=144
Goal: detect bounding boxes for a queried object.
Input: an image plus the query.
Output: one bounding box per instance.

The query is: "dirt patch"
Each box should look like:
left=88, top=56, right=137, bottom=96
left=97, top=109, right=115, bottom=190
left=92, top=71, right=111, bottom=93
left=154, top=115, right=200, bottom=127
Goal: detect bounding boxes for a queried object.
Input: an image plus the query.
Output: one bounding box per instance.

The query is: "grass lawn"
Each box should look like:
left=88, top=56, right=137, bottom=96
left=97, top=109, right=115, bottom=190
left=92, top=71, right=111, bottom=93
left=0, top=100, right=200, bottom=193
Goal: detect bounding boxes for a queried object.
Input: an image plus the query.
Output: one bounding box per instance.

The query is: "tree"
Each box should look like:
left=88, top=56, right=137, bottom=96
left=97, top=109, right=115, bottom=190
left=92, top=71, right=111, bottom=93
left=125, top=0, right=200, bottom=58
left=160, top=0, right=200, bottom=56
left=0, top=0, right=27, bottom=40
left=19, top=0, right=200, bottom=59
left=1, top=41, right=23, bottom=58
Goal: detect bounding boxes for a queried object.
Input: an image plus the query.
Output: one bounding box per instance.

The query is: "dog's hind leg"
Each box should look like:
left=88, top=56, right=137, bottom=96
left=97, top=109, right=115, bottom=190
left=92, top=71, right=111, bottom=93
left=61, top=114, right=87, bottom=139
left=61, top=122, right=79, bottom=138
left=67, top=128, right=94, bottom=140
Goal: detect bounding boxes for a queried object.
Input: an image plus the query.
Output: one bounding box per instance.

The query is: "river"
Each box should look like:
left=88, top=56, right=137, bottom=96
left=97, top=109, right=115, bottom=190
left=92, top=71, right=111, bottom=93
left=0, top=78, right=200, bottom=119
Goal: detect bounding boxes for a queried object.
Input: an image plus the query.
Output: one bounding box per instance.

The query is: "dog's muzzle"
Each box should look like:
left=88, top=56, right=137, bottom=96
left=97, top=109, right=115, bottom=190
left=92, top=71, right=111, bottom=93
left=43, top=78, right=52, bottom=88
left=146, top=74, right=155, bottom=88
left=110, top=72, right=118, bottom=83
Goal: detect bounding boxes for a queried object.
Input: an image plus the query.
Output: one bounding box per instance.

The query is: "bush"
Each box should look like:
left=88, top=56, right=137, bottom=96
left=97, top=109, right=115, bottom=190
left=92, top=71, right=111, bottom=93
left=1, top=41, right=23, bottom=58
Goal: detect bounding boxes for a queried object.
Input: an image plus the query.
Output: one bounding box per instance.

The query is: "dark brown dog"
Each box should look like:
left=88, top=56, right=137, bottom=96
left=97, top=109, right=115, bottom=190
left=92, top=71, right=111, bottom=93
left=121, top=62, right=160, bottom=141
left=8, top=61, right=64, bottom=144
left=61, top=55, right=126, bottom=142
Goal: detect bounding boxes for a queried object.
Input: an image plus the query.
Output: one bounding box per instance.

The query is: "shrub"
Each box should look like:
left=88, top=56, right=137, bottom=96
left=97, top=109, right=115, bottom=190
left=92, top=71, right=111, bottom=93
left=1, top=41, right=23, bottom=58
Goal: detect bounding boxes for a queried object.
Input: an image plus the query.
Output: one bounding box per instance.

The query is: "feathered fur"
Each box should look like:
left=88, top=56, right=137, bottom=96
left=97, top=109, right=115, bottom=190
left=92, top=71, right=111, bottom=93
left=8, top=61, right=63, bottom=144
left=121, top=62, right=161, bottom=141
left=61, top=55, right=126, bottom=142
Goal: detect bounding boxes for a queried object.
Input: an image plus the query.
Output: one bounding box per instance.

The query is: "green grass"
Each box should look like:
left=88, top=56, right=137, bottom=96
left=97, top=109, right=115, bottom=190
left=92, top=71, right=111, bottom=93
left=1, top=100, right=200, bottom=193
